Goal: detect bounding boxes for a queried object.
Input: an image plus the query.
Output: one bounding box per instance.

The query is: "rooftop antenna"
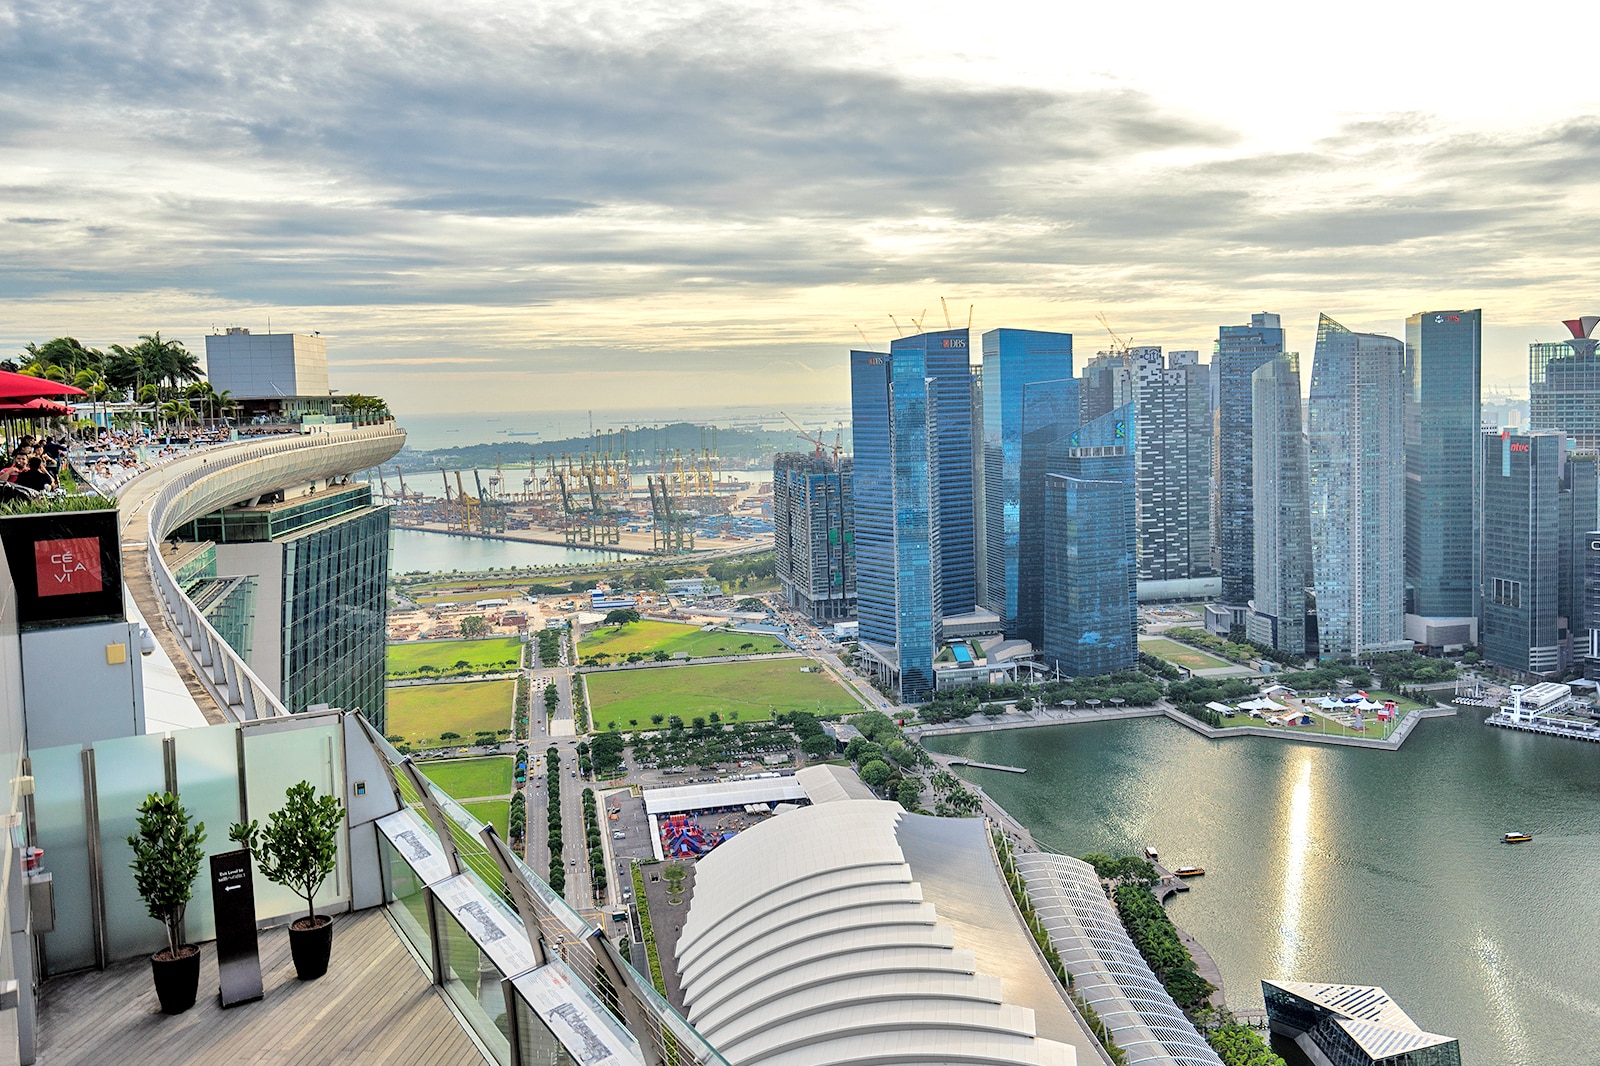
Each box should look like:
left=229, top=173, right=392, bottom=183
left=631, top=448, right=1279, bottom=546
left=941, top=297, right=952, bottom=330
left=889, top=314, right=905, bottom=337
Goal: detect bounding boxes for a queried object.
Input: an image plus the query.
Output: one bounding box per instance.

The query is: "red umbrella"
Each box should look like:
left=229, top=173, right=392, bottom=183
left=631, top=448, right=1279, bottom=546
left=0, top=370, right=88, bottom=401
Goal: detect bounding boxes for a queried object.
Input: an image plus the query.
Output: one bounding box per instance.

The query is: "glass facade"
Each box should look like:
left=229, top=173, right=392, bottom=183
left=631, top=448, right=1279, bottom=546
left=1132, top=347, right=1213, bottom=582
left=772, top=453, right=855, bottom=620
left=892, top=329, right=976, bottom=614
left=1529, top=320, right=1600, bottom=451
left=1041, top=403, right=1137, bottom=676
left=1481, top=430, right=1564, bottom=674
left=1215, top=313, right=1286, bottom=609
left=1559, top=454, right=1597, bottom=668
left=1247, top=353, right=1310, bottom=656
left=979, top=328, right=1075, bottom=639
left=1262, top=984, right=1462, bottom=1066
left=1404, top=311, right=1482, bottom=620
left=1308, top=315, right=1407, bottom=658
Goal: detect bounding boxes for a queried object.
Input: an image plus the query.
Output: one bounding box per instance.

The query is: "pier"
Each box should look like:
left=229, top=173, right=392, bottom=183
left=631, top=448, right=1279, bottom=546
left=1486, top=714, right=1600, bottom=742
left=946, top=758, right=1028, bottom=773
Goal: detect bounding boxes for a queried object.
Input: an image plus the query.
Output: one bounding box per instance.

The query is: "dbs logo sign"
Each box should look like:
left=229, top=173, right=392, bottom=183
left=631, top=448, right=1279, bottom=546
left=34, top=538, right=103, bottom=597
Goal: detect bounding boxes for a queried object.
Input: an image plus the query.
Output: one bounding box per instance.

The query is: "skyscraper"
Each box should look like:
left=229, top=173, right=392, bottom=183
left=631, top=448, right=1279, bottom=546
left=1131, top=347, right=1213, bottom=584
left=979, top=328, right=1075, bottom=639
left=851, top=348, right=940, bottom=701
left=891, top=329, right=977, bottom=614
left=1308, top=315, right=1408, bottom=658
left=1079, top=351, right=1133, bottom=426
left=773, top=452, right=855, bottom=621
left=1559, top=453, right=1598, bottom=669
left=1481, top=429, right=1564, bottom=675
left=1529, top=316, right=1600, bottom=450
left=1404, top=310, right=1482, bottom=649
left=1041, top=403, right=1137, bottom=677
left=1209, top=313, right=1286, bottom=634
left=1247, top=353, right=1311, bottom=657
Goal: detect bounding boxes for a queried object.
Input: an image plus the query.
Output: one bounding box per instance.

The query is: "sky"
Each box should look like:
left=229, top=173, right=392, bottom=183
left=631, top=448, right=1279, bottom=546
left=3, top=0, right=1598, bottom=417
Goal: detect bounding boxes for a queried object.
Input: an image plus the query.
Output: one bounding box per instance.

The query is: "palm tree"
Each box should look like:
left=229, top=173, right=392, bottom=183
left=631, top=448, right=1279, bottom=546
left=108, top=333, right=202, bottom=403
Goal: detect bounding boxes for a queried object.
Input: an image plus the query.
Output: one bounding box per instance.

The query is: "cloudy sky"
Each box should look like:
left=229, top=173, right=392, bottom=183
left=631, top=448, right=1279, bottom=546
left=4, top=0, right=1598, bottom=417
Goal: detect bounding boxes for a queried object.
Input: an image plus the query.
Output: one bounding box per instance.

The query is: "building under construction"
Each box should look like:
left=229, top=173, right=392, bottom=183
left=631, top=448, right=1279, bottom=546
left=773, top=451, right=855, bottom=619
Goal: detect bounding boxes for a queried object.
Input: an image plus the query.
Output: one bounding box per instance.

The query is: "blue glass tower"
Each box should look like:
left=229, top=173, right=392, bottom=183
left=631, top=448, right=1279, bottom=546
left=1215, top=314, right=1287, bottom=613
left=980, top=328, right=1075, bottom=640
left=1041, top=403, right=1137, bottom=677
left=851, top=348, right=940, bottom=701
left=892, top=329, right=976, bottom=615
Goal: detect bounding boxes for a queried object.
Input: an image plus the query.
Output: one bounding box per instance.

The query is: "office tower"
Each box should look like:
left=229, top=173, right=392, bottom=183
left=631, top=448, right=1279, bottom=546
left=1529, top=316, right=1600, bottom=450
left=1481, top=430, right=1565, bottom=675
left=773, top=452, right=855, bottom=621
left=179, top=482, right=391, bottom=726
left=1041, top=403, right=1137, bottom=676
left=1584, top=530, right=1600, bottom=678
left=891, top=329, right=977, bottom=614
left=1209, top=313, right=1287, bottom=634
left=851, top=349, right=940, bottom=701
left=1246, top=353, right=1311, bottom=657
left=1404, top=310, right=1482, bottom=650
left=204, top=327, right=335, bottom=422
left=1079, top=351, right=1133, bottom=425
left=1308, top=315, right=1407, bottom=658
left=1559, top=453, right=1598, bottom=668
left=1131, top=347, right=1213, bottom=584
left=980, top=328, right=1075, bottom=639
left=970, top=364, right=986, bottom=609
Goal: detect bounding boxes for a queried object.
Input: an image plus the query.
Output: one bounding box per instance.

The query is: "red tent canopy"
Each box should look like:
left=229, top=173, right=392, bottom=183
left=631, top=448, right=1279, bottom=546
left=0, top=370, right=88, bottom=401
left=0, top=398, right=74, bottom=418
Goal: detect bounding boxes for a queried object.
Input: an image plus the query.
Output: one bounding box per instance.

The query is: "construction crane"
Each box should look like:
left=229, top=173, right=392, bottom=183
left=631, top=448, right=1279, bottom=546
left=473, top=469, right=507, bottom=532
left=1096, top=312, right=1132, bottom=355
left=647, top=474, right=695, bottom=554
left=453, top=471, right=478, bottom=533
left=782, top=411, right=842, bottom=464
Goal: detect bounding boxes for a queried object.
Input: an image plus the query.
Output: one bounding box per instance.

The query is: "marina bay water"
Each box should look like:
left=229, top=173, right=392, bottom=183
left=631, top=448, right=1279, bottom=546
left=388, top=528, right=625, bottom=573
left=927, top=712, right=1600, bottom=1065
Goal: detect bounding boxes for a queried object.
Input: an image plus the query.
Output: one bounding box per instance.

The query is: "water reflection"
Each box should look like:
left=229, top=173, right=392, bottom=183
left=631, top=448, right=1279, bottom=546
left=1274, top=758, right=1313, bottom=977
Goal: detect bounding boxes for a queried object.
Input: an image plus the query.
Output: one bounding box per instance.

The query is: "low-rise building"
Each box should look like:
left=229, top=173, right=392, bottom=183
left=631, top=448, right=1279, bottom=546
left=1263, top=979, right=1460, bottom=1066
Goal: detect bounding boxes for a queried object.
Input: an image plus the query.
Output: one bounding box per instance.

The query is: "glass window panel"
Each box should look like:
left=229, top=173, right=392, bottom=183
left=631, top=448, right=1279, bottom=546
left=434, top=906, right=512, bottom=1063
left=92, top=732, right=173, bottom=960
left=379, top=837, right=431, bottom=974
left=513, top=993, right=579, bottom=1066
left=172, top=723, right=243, bottom=943
left=242, top=722, right=346, bottom=922
left=31, top=743, right=94, bottom=974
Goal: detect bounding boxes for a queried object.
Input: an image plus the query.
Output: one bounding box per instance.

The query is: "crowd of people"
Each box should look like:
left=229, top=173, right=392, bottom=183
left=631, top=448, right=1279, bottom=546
left=70, top=425, right=235, bottom=496
left=0, top=434, right=68, bottom=497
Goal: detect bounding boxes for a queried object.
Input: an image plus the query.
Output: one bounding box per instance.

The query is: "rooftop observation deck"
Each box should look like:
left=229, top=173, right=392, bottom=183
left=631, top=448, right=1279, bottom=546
left=36, top=910, right=485, bottom=1066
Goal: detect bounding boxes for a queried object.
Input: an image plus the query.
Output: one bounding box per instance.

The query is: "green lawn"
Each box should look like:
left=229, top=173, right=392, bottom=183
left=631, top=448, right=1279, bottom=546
left=1139, top=637, right=1233, bottom=671
left=419, top=756, right=514, bottom=799
left=387, top=680, right=516, bottom=747
left=584, top=658, right=858, bottom=730
left=462, top=799, right=510, bottom=838
left=1213, top=692, right=1418, bottom=739
left=578, top=620, right=787, bottom=660
left=387, top=637, right=524, bottom=678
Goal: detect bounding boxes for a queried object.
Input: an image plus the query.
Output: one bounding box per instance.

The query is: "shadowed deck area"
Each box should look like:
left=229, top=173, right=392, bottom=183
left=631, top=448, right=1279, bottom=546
left=36, top=909, right=487, bottom=1065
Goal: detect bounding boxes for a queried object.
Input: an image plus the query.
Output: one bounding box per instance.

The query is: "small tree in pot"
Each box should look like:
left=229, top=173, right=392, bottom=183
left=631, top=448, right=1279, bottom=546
left=128, top=792, right=207, bottom=1014
left=231, top=781, right=345, bottom=980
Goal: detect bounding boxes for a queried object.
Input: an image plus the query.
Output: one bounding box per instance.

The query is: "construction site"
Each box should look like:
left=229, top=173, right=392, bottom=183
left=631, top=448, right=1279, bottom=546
left=372, top=429, right=777, bottom=556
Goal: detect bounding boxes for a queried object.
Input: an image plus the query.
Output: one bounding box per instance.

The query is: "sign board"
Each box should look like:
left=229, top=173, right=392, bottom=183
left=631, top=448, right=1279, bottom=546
left=513, top=961, right=646, bottom=1066
left=0, top=510, right=123, bottom=628
left=210, top=849, right=264, bottom=1007
left=432, top=873, right=539, bottom=978
left=377, top=808, right=454, bottom=886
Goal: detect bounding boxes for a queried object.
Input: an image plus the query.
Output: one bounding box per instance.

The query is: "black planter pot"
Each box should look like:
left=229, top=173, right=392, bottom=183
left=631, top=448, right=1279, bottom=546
left=151, top=945, right=201, bottom=1014
left=289, top=916, right=333, bottom=980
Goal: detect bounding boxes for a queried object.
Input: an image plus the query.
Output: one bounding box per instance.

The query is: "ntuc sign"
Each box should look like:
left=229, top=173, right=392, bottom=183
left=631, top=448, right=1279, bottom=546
left=1510, top=442, right=1530, bottom=453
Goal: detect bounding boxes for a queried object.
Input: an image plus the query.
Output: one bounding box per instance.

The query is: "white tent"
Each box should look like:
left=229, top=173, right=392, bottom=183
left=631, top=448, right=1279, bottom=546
left=1240, top=696, right=1288, bottom=712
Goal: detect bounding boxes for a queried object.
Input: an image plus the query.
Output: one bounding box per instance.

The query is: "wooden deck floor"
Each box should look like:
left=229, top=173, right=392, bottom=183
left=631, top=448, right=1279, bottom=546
left=36, top=909, right=489, bottom=1065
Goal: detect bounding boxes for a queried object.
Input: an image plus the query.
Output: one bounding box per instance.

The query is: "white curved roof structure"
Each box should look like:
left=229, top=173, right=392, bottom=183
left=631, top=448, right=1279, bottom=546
left=676, top=800, right=1081, bottom=1066
left=1013, top=853, right=1223, bottom=1066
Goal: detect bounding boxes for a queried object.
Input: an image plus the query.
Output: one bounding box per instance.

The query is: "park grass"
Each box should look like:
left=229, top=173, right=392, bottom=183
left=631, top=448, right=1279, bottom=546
left=584, top=658, right=857, bottom=730
left=419, top=756, right=514, bottom=799
left=387, top=636, right=524, bottom=678
left=388, top=680, right=516, bottom=747
left=1139, top=637, right=1232, bottom=671
left=578, top=619, right=786, bottom=660
left=462, top=799, right=511, bottom=838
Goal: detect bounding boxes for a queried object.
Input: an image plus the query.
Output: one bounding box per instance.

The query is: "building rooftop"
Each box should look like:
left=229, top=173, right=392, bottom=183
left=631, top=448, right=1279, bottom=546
left=1263, top=980, right=1457, bottom=1058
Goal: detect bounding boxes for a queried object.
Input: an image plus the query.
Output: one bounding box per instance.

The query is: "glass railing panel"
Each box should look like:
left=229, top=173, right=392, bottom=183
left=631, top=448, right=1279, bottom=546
left=30, top=744, right=94, bottom=974
left=510, top=958, right=644, bottom=1066
left=241, top=721, right=346, bottom=921
left=378, top=837, right=432, bottom=975
left=172, top=723, right=243, bottom=942
left=434, top=903, right=512, bottom=1063
left=91, top=732, right=172, bottom=959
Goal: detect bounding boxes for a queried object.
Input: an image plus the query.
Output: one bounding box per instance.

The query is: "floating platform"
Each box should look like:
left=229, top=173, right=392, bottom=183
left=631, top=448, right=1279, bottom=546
left=946, top=758, right=1028, bottom=774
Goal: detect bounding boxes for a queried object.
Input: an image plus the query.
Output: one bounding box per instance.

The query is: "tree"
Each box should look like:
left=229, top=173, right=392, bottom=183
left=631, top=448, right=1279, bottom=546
left=896, top=779, right=922, bottom=810
left=801, top=734, right=834, bottom=758
left=231, top=781, right=346, bottom=925
left=736, top=597, right=765, bottom=611
left=127, top=792, right=207, bottom=958
left=460, top=616, right=489, bottom=637
left=859, top=759, right=893, bottom=791
left=603, top=608, right=640, bottom=626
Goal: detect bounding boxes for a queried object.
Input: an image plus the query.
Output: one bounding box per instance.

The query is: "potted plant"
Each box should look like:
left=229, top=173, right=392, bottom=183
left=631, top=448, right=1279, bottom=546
left=127, top=791, right=207, bottom=1014
left=231, top=780, right=345, bottom=980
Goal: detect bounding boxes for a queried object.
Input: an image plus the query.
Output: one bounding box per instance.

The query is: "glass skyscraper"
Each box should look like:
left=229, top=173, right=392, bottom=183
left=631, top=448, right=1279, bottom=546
left=1213, top=313, right=1287, bottom=624
left=1041, top=403, right=1137, bottom=677
left=851, top=348, right=940, bottom=701
left=773, top=452, right=855, bottom=620
left=1131, top=347, right=1212, bottom=583
left=1404, top=310, right=1482, bottom=630
left=1481, top=430, right=1564, bottom=675
left=1308, top=315, right=1407, bottom=658
left=980, top=328, right=1075, bottom=640
left=892, top=329, right=977, bottom=614
left=1529, top=316, right=1600, bottom=450
left=1247, top=353, right=1311, bottom=657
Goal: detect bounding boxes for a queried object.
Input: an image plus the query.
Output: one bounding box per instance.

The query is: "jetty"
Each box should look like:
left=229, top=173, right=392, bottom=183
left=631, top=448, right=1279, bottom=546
left=946, top=758, right=1028, bottom=774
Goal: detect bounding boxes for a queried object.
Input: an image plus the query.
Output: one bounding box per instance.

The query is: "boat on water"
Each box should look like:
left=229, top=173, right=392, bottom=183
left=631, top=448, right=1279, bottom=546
left=1503, top=832, right=1533, bottom=843
left=1175, top=866, right=1206, bottom=877
left=1143, top=846, right=1159, bottom=861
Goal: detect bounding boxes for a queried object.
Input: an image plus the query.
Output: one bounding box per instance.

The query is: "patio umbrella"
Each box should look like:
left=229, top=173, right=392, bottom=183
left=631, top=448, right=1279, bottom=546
left=0, top=371, right=88, bottom=401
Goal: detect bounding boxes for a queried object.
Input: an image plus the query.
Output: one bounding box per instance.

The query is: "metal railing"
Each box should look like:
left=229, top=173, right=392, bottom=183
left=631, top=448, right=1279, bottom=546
left=142, top=424, right=406, bottom=721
